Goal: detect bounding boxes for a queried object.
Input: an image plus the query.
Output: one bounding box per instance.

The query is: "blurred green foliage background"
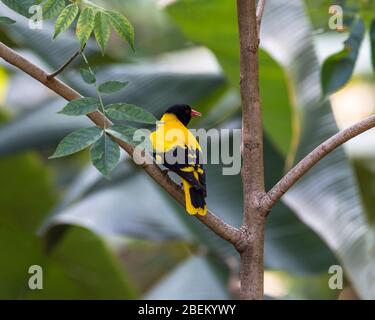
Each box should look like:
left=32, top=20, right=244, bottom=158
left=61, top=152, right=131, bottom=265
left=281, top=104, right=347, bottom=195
left=0, top=0, right=375, bottom=299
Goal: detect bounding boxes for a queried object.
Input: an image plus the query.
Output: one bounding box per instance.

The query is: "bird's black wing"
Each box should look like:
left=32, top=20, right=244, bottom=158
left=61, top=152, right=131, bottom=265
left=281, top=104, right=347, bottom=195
left=194, top=147, right=206, bottom=196
left=154, top=145, right=206, bottom=195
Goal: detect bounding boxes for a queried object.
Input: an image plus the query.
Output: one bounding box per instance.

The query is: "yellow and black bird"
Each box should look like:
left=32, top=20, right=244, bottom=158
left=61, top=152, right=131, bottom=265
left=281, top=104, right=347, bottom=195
left=150, top=104, right=207, bottom=216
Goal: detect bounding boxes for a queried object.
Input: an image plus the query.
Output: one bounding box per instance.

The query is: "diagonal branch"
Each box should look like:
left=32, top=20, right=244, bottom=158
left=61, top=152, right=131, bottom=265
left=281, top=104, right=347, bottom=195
left=0, top=41, right=242, bottom=247
left=263, top=114, right=375, bottom=212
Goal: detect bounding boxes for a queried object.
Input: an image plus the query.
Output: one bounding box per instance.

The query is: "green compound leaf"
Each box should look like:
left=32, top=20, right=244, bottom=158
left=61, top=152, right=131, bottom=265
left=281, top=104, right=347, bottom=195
left=76, top=6, right=95, bottom=48
left=90, top=133, right=120, bottom=177
left=105, top=103, right=157, bottom=124
left=49, top=127, right=103, bottom=159
left=105, top=10, right=135, bottom=51
left=53, top=3, right=79, bottom=39
left=98, top=81, right=128, bottom=94
left=106, top=125, right=138, bottom=146
left=43, top=0, right=66, bottom=20
left=94, top=11, right=111, bottom=55
left=321, top=18, right=365, bottom=96
left=58, top=97, right=100, bottom=116
left=80, top=68, right=96, bottom=84
left=0, top=16, right=16, bottom=25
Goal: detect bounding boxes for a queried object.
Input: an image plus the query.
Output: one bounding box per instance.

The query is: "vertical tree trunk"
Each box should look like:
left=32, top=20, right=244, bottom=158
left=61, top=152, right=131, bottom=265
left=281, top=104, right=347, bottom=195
left=236, top=0, right=266, bottom=300
left=239, top=213, right=266, bottom=299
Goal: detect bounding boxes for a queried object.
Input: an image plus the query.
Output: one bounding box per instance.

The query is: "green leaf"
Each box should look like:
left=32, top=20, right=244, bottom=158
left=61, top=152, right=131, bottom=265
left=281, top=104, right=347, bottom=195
left=106, top=103, right=157, bottom=124
left=0, top=154, right=55, bottom=299
left=80, top=68, right=96, bottom=84
left=26, top=227, right=138, bottom=299
left=76, top=6, right=95, bottom=48
left=0, top=152, right=57, bottom=233
left=105, top=10, right=135, bottom=51
left=43, top=0, right=66, bottom=20
left=321, top=18, right=365, bottom=96
left=0, top=16, right=16, bottom=25
left=94, top=11, right=111, bottom=55
left=106, top=125, right=138, bottom=146
left=90, top=134, right=120, bottom=176
left=370, top=18, right=375, bottom=73
left=0, top=153, right=137, bottom=299
left=58, top=97, right=100, bottom=116
left=98, top=81, right=128, bottom=94
left=1, top=0, right=36, bottom=18
left=0, top=106, right=136, bottom=301
left=49, top=127, right=102, bottom=159
left=53, top=3, right=79, bottom=39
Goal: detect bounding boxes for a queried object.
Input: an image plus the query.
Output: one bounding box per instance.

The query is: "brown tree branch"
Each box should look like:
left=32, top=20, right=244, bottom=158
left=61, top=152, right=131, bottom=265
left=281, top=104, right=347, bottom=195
left=0, top=41, right=242, bottom=247
left=263, top=114, right=375, bottom=212
left=237, top=0, right=266, bottom=300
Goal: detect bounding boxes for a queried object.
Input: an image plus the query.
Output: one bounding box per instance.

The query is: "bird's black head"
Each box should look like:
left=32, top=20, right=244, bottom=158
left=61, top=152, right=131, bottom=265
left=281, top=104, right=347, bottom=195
left=164, top=104, right=202, bottom=126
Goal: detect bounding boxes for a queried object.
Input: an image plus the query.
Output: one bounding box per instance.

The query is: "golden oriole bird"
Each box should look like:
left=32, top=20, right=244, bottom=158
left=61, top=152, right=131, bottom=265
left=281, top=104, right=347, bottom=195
left=150, top=104, right=207, bottom=216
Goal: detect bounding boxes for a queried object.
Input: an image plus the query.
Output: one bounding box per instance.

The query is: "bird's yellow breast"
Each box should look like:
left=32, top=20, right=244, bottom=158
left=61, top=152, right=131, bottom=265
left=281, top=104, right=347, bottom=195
left=150, top=113, right=201, bottom=153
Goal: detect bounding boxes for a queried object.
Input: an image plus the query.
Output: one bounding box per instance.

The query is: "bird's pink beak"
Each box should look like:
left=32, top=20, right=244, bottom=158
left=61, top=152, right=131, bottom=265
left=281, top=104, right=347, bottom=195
left=191, top=109, right=202, bottom=117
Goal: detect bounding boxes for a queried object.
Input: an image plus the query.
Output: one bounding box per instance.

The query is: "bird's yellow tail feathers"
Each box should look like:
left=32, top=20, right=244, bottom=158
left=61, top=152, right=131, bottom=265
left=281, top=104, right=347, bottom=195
left=181, top=179, right=207, bottom=216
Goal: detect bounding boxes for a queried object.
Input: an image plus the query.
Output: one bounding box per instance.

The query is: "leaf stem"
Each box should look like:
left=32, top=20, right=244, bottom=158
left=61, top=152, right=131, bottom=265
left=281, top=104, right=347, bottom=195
left=81, top=51, right=107, bottom=129
left=47, top=47, right=84, bottom=80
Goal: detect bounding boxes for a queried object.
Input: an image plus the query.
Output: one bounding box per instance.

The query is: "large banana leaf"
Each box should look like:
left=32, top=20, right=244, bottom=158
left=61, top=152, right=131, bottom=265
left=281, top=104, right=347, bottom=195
left=25, top=226, right=138, bottom=300
left=260, top=0, right=375, bottom=298
left=41, top=169, right=193, bottom=242
left=116, top=240, right=193, bottom=294
left=0, top=139, right=137, bottom=299
left=144, top=256, right=229, bottom=300
left=0, top=99, right=91, bottom=155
